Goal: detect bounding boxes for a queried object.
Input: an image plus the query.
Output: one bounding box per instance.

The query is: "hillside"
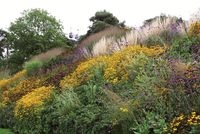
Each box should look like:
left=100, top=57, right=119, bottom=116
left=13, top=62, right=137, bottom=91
left=0, top=15, right=200, bottom=134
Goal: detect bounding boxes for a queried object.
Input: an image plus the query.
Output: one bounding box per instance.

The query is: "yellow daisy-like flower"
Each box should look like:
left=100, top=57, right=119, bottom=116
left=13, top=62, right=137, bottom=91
left=14, top=86, right=53, bottom=118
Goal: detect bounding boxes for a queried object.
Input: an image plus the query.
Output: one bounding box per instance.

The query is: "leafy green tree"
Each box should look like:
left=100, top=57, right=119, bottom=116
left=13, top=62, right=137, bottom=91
left=87, top=10, right=125, bottom=35
left=8, top=8, right=70, bottom=73
left=0, top=29, right=9, bottom=59
left=90, top=10, right=119, bottom=25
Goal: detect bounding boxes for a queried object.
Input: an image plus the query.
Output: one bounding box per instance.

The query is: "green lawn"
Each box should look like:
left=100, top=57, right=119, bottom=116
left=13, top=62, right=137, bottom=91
left=0, top=128, right=14, bottom=134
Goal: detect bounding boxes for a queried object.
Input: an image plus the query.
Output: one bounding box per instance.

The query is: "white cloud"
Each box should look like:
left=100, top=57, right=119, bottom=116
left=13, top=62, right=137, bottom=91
left=0, top=0, right=199, bottom=35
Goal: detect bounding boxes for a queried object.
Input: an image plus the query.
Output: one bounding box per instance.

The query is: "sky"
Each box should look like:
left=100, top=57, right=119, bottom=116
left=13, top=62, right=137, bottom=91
left=0, top=0, right=200, bottom=35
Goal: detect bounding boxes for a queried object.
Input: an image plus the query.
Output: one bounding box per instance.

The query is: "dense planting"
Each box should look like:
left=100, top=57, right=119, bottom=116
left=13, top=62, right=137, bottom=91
left=0, top=12, right=200, bottom=134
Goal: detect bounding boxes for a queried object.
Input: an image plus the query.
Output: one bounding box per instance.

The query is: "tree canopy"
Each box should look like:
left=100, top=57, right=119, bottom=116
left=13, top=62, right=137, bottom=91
left=9, top=9, right=69, bottom=59
left=86, top=10, right=125, bottom=35
left=7, top=8, right=72, bottom=73
left=0, top=29, right=8, bottom=59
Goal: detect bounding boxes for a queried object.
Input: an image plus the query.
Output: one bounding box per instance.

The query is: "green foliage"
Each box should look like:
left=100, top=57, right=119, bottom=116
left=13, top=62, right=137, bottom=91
left=131, top=57, right=170, bottom=112
left=14, top=113, right=43, bottom=134
left=168, top=36, right=200, bottom=61
left=7, top=52, right=25, bottom=74
left=88, top=21, right=111, bottom=34
left=0, top=105, right=15, bottom=129
left=24, top=60, right=43, bottom=76
left=58, top=104, right=106, bottom=134
left=8, top=8, right=71, bottom=73
left=0, top=29, right=9, bottom=59
left=144, top=30, right=181, bottom=47
left=39, top=87, right=111, bottom=134
left=0, top=59, right=9, bottom=72
left=130, top=112, right=168, bottom=134
left=0, top=128, right=14, bottom=134
left=54, top=90, right=81, bottom=115
left=2, top=9, right=200, bottom=134
left=84, top=10, right=124, bottom=40
left=90, top=10, right=119, bottom=25
left=0, top=68, right=10, bottom=79
left=144, top=35, right=165, bottom=46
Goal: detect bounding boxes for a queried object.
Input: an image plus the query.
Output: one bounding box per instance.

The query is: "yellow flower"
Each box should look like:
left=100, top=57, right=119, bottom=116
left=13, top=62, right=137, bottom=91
left=120, top=107, right=128, bottom=112
left=163, top=127, right=168, bottom=132
left=14, top=86, right=53, bottom=118
left=60, top=45, right=165, bottom=89
left=0, top=70, right=26, bottom=91
left=189, top=22, right=200, bottom=37
left=172, top=128, right=177, bottom=132
left=170, top=112, right=200, bottom=132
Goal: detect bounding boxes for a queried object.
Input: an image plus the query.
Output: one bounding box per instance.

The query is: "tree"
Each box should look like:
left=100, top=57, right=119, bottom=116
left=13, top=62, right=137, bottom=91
left=9, top=8, right=69, bottom=61
left=0, top=29, right=9, bottom=59
left=87, top=10, right=125, bottom=35
left=8, top=9, right=71, bottom=73
left=90, top=10, right=119, bottom=25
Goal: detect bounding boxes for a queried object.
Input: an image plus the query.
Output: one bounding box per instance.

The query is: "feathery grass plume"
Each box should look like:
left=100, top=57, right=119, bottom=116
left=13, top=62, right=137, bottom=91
left=125, top=30, right=138, bottom=45
left=89, top=30, right=137, bottom=57
left=137, top=15, right=187, bottom=44
left=30, top=47, right=66, bottom=62
left=87, top=15, right=186, bottom=58
left=92, top=36, right=115, bottom=57
left=79, top=26, right=127, bottom=49
left=189, top=8, right=200, bottom=24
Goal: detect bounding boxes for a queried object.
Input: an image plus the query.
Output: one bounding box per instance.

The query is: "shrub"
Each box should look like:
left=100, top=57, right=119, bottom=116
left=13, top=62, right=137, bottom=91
left=14, top=86, right=53, bottom=118
left=0, top=104, right=15, bottom=128
left=130, top=112, right=168, bottom=134
left=40, top=83, right=112, bottom=134
left=143, top=29, right=181, bottom=47
left=144, top=35, right=165, bottom=47
left=168, top=112, right=200, bottom=133
left=60, top=56, right=107, bottom=89
left=167, top=62, right=200, bottom=114
left=24, top=60, right=43, bottom=76
left=130, top=56, right=171, bottom=113
left=168, top=62, right=200, bottom=95
left=14, top=86, right=54, bottom=134
left=0, top=70, right=26, bottom=92
left=1, top=77, right=42, bottom=105
left=0, top=78, right=42, bottom=129
left=168, top=36, right=200, bottom=61
left=54, top=90, right=81, bottom=115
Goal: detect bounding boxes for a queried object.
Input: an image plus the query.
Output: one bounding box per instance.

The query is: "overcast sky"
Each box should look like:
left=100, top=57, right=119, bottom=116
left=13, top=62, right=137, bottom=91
left=0, top=0, right=200, bottom=35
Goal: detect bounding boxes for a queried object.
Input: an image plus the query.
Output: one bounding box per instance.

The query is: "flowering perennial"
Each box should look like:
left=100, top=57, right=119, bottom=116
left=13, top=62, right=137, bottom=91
left=0, top=70, right=26, bottom=91
left=2, top=78, right=42, bottom=105
left=14, top=86, right=53, bottom=118
left=169, top=112, right=200, bottom=133
left=60, top=45, right=165, bottom=89
left=189, top=22, right=200, bottom=37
